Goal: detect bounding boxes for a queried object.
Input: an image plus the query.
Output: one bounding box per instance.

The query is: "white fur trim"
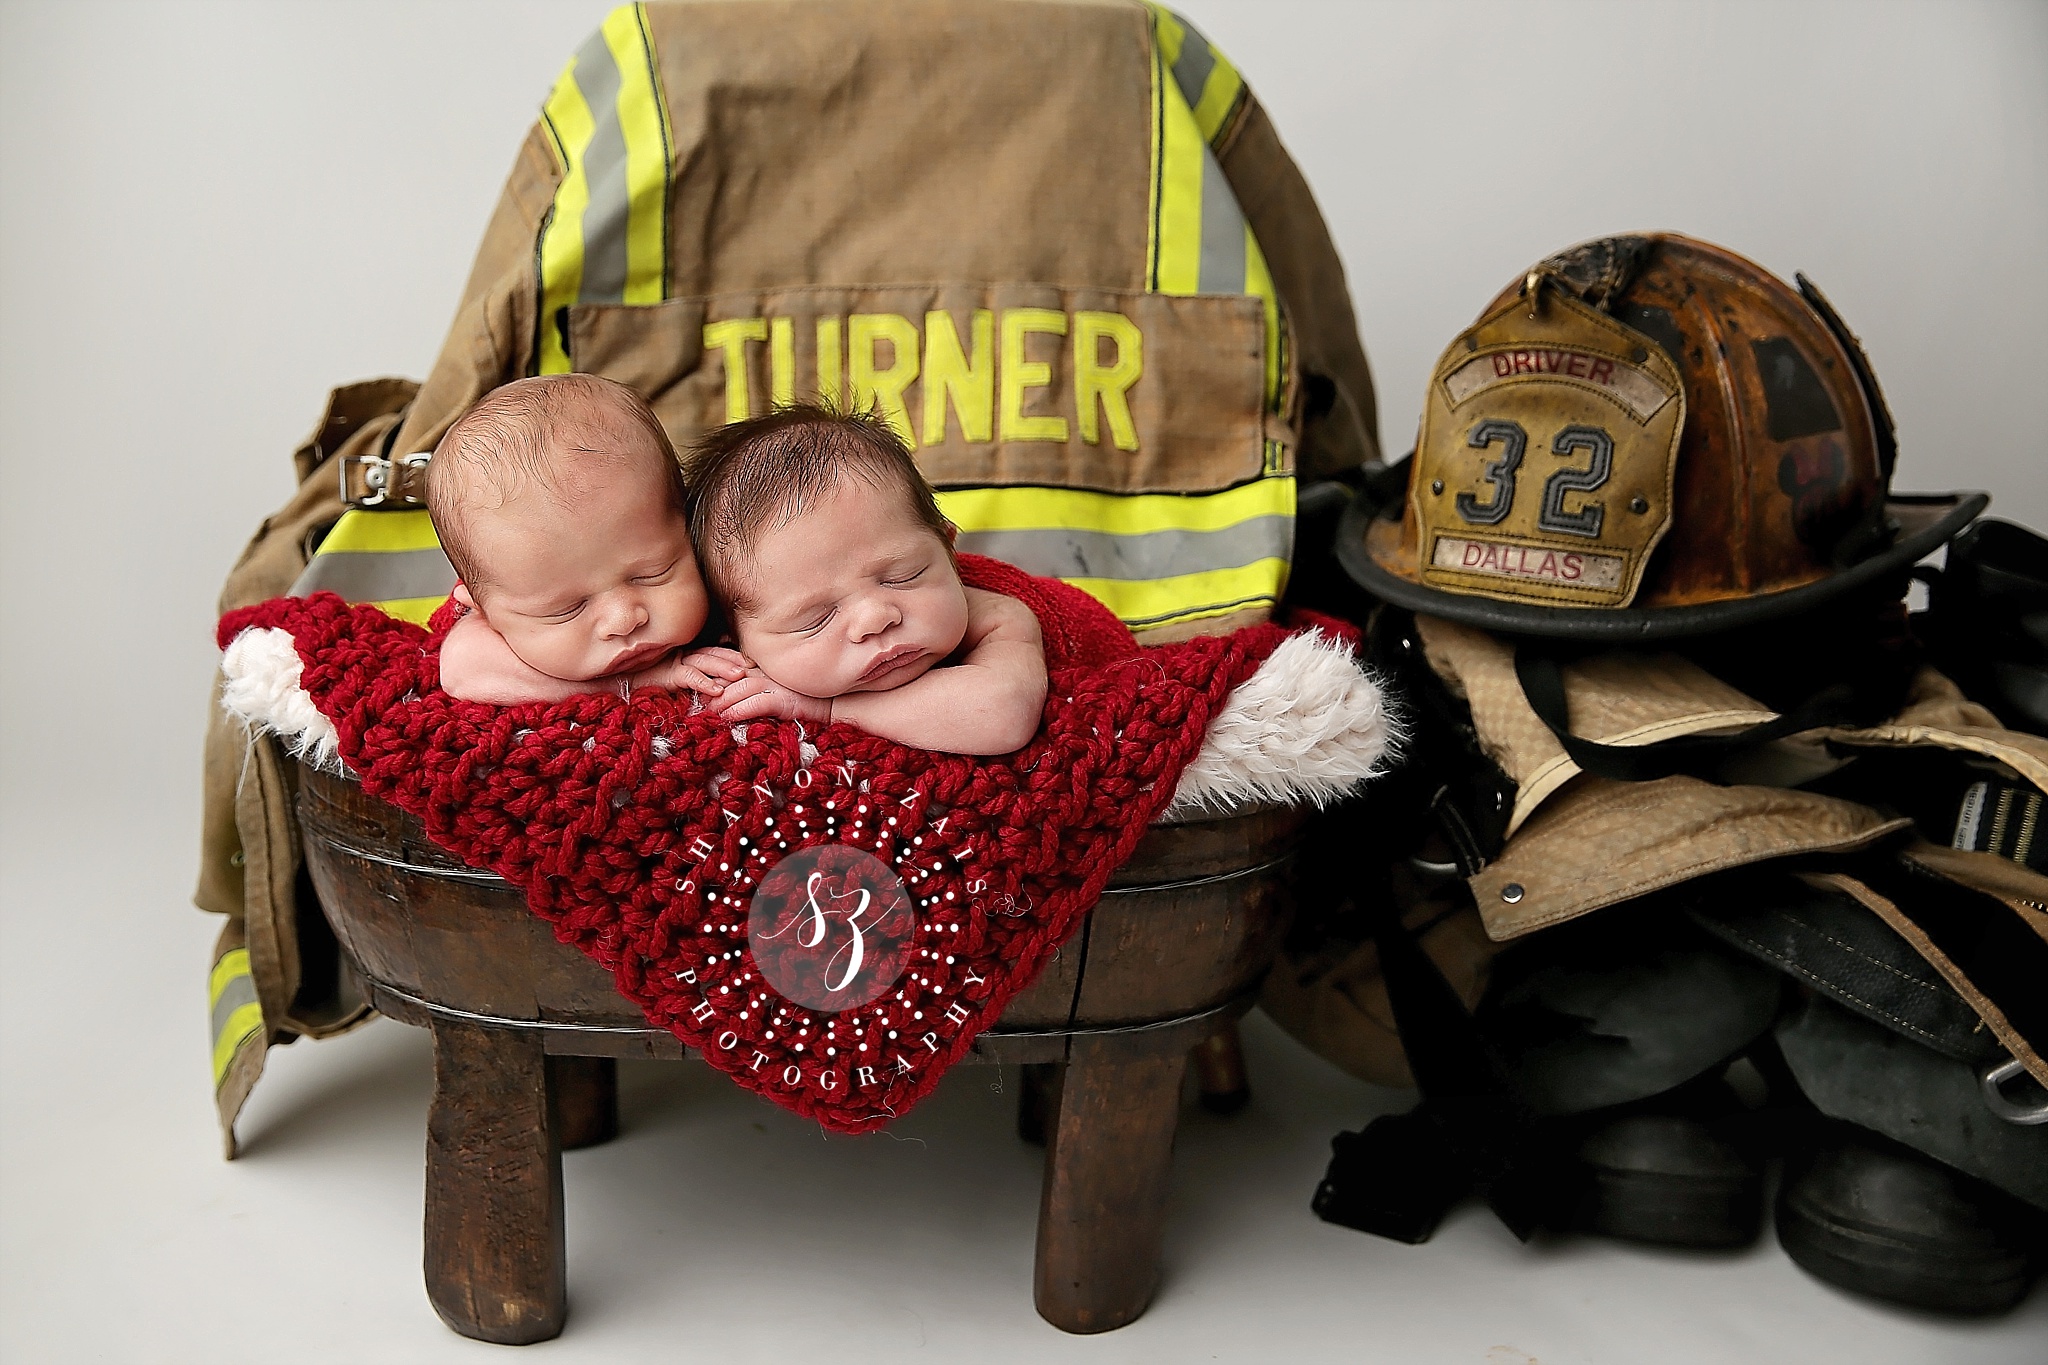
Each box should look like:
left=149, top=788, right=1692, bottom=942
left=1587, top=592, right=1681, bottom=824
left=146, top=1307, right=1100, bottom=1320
left=219, top=628, right=342, bottom=770
left=1162, top=628, right=1395, bottom=816
left=217, top=624, right=1393, bottom=810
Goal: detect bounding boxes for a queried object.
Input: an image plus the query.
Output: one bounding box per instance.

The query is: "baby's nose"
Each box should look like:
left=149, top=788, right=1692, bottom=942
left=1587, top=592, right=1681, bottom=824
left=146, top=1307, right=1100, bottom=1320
left=598, top=594, right=649, bottom=638
left=850, top=594, right=901, bottom=640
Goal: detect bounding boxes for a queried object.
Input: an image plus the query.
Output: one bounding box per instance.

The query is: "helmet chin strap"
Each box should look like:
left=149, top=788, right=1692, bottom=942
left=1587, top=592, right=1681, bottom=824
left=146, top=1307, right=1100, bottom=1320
left=1511, top=646, right=1860, bottom=785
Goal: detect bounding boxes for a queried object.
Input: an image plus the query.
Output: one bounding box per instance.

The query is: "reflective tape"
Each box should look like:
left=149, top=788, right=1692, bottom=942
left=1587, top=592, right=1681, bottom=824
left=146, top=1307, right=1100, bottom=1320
left=1065, top=560, right=1290, bottom=632
left=209, top=948, right=264, bottom=1087
left=1144, top=4, right=1282, bottom=410
left=290, top=509, right=454, bottom=625
left=938, top=476, right=1294, bottom=632
left=536, top=3, right=675, bottom=374
left=1148, top=4, right=1246, bottom=146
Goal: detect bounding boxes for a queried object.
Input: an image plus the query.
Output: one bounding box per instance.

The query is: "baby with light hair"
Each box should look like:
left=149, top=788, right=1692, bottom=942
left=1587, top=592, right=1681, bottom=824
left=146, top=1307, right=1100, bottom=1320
left=428, top=374, right=747, bottom=704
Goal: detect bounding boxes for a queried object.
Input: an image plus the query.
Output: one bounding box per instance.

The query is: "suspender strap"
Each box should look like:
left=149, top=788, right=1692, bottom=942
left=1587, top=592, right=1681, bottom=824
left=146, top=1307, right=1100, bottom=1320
left=1513, top=648, right=1860, bottom=783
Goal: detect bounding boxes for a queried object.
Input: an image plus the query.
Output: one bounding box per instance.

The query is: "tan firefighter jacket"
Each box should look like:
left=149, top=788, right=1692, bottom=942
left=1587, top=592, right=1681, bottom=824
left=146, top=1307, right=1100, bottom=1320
left=199, top=0, right=1381, bottom=1153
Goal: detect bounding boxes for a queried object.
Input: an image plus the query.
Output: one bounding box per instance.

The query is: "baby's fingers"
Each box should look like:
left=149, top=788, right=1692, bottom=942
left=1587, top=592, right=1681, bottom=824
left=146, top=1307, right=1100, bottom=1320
left=706, top=674, right=776, bottom=714
left=715, top=691, right=783, bottom=722
left=670, top=667, right=726, bottom=695
left=681, top=647, right=750, bottom=680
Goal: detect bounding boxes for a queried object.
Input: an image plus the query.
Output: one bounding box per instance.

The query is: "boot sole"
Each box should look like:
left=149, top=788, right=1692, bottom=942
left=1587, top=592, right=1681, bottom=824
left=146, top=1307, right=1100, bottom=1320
left=1578, top=1167, right=1763, bottom=1250
left=1776, top=1188, right=2033, bottom=1315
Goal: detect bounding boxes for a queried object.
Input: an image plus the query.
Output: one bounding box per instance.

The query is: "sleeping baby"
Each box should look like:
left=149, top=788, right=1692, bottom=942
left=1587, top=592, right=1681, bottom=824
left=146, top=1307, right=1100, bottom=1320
left=428, top=377, right=1046, bottom=756
left=681, top=402, right=1047, bottom=755
left=427, top=374, right=748, bottom=705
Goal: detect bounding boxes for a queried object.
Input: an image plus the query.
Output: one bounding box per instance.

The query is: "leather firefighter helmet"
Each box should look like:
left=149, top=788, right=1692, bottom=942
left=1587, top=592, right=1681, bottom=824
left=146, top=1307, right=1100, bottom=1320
left=1340, top=233, right=1987, bottom=639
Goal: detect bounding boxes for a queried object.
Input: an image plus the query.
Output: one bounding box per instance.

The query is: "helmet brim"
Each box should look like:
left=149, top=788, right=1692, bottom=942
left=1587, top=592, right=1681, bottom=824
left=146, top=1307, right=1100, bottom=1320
left=1338, top=480, right=1988, bottom=641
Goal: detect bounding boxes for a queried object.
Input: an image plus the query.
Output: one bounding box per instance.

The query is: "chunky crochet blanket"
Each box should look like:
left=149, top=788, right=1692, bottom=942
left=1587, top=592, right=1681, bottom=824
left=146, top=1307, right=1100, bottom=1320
left=219, top=556, right=1383, bottom=1131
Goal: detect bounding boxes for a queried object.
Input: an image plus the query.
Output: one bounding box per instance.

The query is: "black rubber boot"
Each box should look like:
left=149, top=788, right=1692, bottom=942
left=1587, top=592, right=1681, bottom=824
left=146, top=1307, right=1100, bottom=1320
left=1776, top=1128, right=2046, bottom=1315
left=1570, top=1107, right=1766, bottom=1249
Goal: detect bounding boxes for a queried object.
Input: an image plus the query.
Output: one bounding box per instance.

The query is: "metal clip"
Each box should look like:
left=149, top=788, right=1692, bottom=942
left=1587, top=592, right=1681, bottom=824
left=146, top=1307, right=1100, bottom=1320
left=1980, top=1057, right=2048, bottom=1126
left=341, top=451, right=431, bottom=509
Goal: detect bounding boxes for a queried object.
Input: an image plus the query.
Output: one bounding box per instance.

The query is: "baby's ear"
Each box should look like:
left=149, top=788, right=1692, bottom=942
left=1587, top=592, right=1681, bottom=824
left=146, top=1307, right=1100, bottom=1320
left=943, top=520, right=959, bottom=546
left=453, top=583, right=478, bottom=610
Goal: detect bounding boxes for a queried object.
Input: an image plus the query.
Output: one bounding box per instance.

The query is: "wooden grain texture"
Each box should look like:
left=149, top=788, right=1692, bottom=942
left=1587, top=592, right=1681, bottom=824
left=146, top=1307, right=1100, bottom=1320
left=1035, top=1030, right=1188, bottom=1333
left=1074, top=865, right=1293, bottom=1024
left=424, top=1019, right=566, bottom=1344
left=546, top=1055, right=619, bottom=1151
left=299, top=762, right=1300, bottom=1341
left=299, top=765, right=1300, bottom=1043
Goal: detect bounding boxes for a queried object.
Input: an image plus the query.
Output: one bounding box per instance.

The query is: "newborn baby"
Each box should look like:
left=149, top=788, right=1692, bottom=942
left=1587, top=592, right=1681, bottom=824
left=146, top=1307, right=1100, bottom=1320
left=684, top=404, right=1048, bottom=755
left=427, top=374, right=747, bottom=704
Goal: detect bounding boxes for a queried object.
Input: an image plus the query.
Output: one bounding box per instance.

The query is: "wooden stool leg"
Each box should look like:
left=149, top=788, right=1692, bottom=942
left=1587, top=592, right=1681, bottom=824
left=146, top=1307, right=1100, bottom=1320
left=1034, top=1034, right=1187, bottom=1333
left=1016, top=1060, right=1064, bottom=1147
left=547, top=1054, right=619, bottom=1150
left=1191, top=1020, right=1251, bottom=1115
left=425, top=1020, right=566, bottom=1344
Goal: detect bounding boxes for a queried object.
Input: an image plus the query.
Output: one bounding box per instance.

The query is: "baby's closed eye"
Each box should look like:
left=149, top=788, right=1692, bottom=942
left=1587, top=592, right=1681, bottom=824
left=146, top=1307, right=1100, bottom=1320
left=629, top=559, right=680, bottom=586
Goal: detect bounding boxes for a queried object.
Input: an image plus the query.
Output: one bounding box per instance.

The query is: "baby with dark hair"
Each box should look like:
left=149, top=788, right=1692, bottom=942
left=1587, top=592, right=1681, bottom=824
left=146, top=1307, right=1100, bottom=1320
left=427, top=374, right=747, bottom=704
left=683, top=404, right=1047, bottom=755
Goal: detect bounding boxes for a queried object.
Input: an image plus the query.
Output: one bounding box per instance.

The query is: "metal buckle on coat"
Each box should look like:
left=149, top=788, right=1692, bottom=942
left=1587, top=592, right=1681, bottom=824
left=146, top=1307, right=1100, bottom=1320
left=341, top=451, right=431, bottom=508
left=1980, top=1057, right=2048, bottom=1125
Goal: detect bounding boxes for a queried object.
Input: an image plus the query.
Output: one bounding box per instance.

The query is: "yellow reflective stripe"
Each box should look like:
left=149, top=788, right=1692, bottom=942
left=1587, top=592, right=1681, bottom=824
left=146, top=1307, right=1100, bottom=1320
left=213, top=1004, right=264, bottom=1085
left=1144, top=4, right=1282, bottom=411
left=1145, top=4, right=1244, bottom=146
left=603, top=4, right=672, bottom=307
left=536, top=56, right=597, bottom=375
left=210, top=948, right=262, bottom=1087
left=374, top=595, right=452, bottom=627
left=938, top=476, right=1290, bottom=535
left=1064, top=559, right=1289, bottom=631
left=940, top=476, right=1294, bottom=632
left=313, top=509, right=442, bottom=555
left=297, top=511, right=453, bottom=622
left=1187, top=46, right=1243, bottom=145
left=209, top=947, right=252, bottom=1007
left=536, top=4, right=674, bottom=374
left=1151, top=3, right=1186, bottom=68
left=1147, top=38, right=1206, bottom=296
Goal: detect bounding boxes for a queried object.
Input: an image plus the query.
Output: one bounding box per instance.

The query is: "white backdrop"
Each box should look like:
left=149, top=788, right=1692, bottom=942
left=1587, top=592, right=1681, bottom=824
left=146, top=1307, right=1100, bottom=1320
left=2, top=3, right=2043, bottom=1361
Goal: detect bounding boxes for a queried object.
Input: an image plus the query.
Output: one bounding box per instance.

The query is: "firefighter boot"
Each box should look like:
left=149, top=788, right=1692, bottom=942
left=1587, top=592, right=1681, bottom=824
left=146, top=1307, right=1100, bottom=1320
left=1776, top=1124, right=2046, bottom=1315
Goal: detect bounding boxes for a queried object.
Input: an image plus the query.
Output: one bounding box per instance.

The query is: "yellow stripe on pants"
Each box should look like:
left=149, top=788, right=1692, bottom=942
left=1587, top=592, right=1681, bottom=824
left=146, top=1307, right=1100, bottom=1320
left=210, top=948, right=264, bottom=1086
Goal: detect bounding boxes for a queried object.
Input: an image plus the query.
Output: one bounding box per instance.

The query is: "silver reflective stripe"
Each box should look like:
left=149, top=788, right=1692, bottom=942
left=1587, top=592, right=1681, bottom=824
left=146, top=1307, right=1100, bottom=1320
left=573, top=29, right=630, bottom=305
left=291, top=548, right=456, bottom=604
left=954, top=516, right=1291, bottom=582
left=1196, top=142, right=1246, bottom=295
left=210, top=972, right=258, bottom=1044
left=1169, top=17, right=1216, bottom=114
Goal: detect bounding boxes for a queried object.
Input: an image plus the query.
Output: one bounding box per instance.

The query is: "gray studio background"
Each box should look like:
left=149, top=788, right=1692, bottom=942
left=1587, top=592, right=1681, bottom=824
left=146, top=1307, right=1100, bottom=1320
left=2, top=2, right=2044, bottom=1362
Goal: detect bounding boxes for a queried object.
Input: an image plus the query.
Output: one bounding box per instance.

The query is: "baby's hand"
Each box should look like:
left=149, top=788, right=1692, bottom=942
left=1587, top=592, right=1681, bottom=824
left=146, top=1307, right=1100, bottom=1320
left=630, top=646, right=751, bottom=696
left=708, top=667, right=832, bottom=725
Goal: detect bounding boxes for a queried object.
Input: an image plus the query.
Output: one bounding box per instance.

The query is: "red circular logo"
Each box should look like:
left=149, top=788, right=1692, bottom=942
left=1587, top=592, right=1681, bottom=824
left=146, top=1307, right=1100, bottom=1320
left=747, top=845, right=915, bottom=1010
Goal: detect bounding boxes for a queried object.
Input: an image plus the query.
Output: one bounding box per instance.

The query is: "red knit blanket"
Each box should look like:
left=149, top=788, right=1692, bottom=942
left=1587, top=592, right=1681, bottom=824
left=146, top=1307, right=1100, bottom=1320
left=219, top=556, right=1290, bottom=1131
